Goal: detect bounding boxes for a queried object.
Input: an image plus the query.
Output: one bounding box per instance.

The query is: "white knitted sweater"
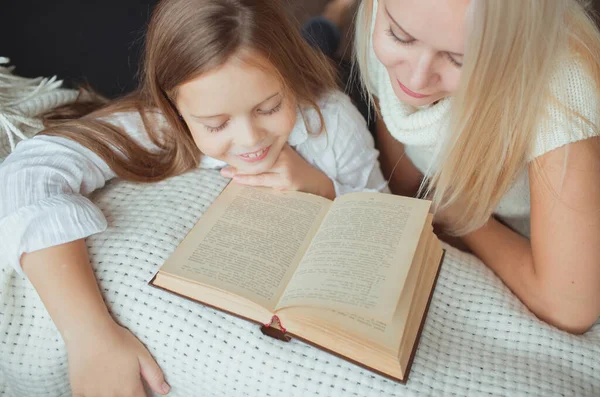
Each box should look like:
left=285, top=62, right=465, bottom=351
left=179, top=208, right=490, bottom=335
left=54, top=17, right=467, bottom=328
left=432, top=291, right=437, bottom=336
left=366, top=1, right=599, bottom=237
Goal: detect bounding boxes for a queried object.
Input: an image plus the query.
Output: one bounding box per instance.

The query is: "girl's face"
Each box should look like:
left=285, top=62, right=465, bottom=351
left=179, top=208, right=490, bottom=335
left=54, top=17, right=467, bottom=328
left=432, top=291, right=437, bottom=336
left=372, top=0, right=469, bottom=106
left=176, top=53, right=297, bottom=174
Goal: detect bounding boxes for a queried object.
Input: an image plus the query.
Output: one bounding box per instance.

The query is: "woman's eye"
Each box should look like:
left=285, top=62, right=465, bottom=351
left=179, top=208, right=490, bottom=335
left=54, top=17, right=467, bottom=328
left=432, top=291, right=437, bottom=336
left=445, top=52, right=463, bottom=68
left=386, top=28, right=415, bottom=45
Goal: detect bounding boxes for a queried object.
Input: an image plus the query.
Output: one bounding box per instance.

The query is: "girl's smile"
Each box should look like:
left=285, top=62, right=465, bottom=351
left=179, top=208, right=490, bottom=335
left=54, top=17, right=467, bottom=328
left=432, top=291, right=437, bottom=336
left=176, top=52, right=298, bottom=175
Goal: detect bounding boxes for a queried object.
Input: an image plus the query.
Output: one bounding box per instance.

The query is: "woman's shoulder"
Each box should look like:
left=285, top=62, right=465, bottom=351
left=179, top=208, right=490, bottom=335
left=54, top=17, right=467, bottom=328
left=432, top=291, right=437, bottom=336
left=546, top=55, right=598, bottom=109
left=532, top=55, right=599, bottom=159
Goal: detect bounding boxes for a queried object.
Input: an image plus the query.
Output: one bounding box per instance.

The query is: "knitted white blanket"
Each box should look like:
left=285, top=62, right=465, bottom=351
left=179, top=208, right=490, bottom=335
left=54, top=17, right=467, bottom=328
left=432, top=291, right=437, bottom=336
left=0, top=169, right=598, bottom=397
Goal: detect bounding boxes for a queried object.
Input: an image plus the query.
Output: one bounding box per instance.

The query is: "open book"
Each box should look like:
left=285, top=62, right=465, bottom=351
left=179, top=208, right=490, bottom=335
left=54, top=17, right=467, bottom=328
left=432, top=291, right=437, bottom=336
left=151, top=183, right=444, bottom=382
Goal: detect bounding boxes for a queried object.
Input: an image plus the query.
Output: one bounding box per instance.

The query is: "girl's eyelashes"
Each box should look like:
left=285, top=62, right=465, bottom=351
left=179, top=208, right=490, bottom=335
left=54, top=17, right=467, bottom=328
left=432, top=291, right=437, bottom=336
left=205, top=121, right=229, bottom=133
left=258, top=102, right=282, bottom=115
left=386, top=28, right=415, bottom=45
left=203, top=102, right=282, bottom=132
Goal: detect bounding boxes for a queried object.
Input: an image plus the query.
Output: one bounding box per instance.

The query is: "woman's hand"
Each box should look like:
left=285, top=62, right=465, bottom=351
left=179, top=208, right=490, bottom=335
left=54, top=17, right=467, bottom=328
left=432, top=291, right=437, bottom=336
left=221, top=144, right=336, bottom=199
left=67, top=320, right=170, bottom=397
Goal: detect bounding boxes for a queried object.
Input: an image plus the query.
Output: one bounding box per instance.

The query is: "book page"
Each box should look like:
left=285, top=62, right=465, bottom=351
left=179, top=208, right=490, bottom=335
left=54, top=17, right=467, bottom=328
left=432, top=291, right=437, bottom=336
left=159, top=183, right=331, bottom=311
left=276, top=192, right=431, bottom=321
left=298, top=223, right=434, bottom=352
left=280, top=218, right=436, bottom=352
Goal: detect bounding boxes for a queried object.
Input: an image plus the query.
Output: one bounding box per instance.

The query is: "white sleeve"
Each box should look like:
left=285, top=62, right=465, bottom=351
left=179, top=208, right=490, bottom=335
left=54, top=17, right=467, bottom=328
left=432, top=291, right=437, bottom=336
left=0, top=111, right=165, bottom=274
left=531, top=57, right=599, bottom=159
left=329, top=94, right=388, bottom=196
left=0, top=135, right=115, bottom=273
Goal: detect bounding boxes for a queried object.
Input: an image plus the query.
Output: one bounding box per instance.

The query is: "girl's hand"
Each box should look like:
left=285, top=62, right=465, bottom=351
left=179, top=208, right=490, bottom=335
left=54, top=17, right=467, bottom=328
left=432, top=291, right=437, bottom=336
left=67, top=320, right=170, bottom=397
left=221, top=144, right=336, bottom=199
left=21, top=241, right=169, bottom=397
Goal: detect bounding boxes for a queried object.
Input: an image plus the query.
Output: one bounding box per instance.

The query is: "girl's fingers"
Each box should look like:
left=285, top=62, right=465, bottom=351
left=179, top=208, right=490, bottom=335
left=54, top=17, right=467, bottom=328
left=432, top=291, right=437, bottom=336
left=220, top=167, right=237, bottom=178
left=233, top=172, right=282, bottom=188
left=138, top=350, right=170, bottom=395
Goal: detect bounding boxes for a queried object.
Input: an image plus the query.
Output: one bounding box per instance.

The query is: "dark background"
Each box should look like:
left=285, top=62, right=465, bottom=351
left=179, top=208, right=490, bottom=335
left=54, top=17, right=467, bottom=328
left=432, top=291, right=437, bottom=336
left=2, top=0, right=599, bottom=99
left=1, top=0, right=327, bottom=98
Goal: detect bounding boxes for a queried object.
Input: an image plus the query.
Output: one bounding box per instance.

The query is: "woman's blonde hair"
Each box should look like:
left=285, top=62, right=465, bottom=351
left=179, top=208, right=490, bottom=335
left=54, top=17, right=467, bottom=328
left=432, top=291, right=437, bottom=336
left=355, top=0, right=600, bottom=235
left=41, top=0, right=338, bottom=182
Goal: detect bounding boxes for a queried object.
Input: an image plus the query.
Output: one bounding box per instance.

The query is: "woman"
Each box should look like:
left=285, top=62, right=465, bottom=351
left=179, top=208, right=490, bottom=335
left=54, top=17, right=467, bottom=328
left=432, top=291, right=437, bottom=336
left=355, top=0, right=600, bottom=333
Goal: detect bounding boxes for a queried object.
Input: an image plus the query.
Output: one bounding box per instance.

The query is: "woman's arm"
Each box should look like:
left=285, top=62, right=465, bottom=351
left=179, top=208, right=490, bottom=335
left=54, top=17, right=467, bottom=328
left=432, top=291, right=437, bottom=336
left=460, top=138, right=600, bottom=333
left=22, top=240, right=170, bottom=396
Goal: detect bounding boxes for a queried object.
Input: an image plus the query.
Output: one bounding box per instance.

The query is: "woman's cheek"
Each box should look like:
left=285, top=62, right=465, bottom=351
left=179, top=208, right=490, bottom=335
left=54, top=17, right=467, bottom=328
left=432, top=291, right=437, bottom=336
left=372, top=29, right=388, bottom=64
left=443, top=70, right=462, bottom=95
left=372, top=14, right=397, bottom=67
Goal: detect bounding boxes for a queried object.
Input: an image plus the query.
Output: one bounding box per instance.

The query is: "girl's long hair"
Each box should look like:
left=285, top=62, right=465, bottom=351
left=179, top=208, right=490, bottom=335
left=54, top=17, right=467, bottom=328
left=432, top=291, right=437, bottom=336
left=42, top=0, right=338, bottom=182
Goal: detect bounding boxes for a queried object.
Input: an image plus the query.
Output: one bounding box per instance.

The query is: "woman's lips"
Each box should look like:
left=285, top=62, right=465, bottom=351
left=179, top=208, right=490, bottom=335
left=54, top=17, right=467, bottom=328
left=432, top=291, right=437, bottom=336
left=398, top=80, right=430, bottom=99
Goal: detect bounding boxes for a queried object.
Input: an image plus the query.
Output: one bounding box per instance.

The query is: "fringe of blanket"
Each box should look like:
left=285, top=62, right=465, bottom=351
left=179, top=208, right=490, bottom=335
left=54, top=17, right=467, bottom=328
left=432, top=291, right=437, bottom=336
left=0, top=57, right=78, bottom=153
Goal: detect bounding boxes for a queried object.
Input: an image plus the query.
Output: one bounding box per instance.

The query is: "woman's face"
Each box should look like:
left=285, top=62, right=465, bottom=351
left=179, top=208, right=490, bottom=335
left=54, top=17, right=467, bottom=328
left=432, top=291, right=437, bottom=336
left=371, top=0, right=469, bottom=106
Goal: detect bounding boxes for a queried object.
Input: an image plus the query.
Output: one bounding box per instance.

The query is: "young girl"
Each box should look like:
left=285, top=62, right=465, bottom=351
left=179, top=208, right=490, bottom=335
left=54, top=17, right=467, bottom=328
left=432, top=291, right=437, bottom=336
left=355, top=0, right=600, bottom=334
left=0, top=0, right=386, bottom=395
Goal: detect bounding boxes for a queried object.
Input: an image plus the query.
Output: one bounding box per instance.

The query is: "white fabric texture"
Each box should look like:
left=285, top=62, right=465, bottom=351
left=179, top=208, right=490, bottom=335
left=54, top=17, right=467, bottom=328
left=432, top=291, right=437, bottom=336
left=0, top=90, right=387, bottom=274
left=0, top=168, right=598, bottom=396
left=365, top=0, right=599, bottom=237
left=0, top=57, right=78, bottom=161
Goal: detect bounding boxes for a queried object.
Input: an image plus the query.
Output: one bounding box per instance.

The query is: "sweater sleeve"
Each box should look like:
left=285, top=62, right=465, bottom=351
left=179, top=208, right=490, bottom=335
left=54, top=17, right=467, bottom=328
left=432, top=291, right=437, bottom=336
left=0, top=111, right=165, bottom=274
left=531, top=57, right=599, bottom=160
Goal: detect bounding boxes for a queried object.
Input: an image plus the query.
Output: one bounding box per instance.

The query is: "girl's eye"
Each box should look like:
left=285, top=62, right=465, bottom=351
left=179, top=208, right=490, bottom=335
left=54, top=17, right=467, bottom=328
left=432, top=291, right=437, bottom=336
left=205, top=121, right=229, bottom=133
left=386, top=28, right=415, bottom=45
left=258, top=102, right=282, bottom=116
left=445, top=53, right=463, bottom=68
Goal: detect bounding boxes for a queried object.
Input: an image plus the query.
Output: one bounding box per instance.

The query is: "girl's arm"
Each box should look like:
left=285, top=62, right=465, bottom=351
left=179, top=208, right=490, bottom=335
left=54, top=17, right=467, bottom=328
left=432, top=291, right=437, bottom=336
left=22, top=240, right=169, bottom=396
left=0, top=111, right=162, bottom=272
left=0, top=135, right=115, bottom=272
left=460, top=138, right=600, bottom=333
left=0, top=113, right=171, bottom=395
